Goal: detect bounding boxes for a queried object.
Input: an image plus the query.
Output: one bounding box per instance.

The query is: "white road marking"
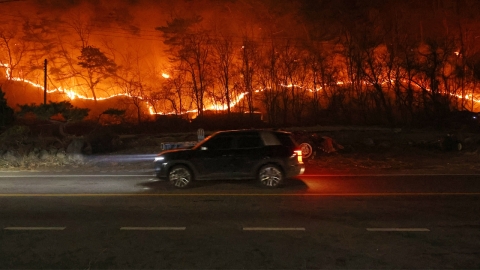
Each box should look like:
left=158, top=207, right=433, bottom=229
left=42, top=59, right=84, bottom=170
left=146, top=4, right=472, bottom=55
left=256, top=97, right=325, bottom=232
left=243, top=227, right=305, bottom=231
left=120, top=227, right=186, bottom=231
left=4, top=227, right=66, bottom=230
left=366, top=228, right=430, bottom=232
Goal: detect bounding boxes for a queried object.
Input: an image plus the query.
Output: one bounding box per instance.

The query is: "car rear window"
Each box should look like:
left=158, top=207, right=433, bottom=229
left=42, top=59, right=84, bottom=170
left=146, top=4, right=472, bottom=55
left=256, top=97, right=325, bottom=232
left=260, top=131, right=281, bottom=145
left=273, top=132, right=297, bottom=148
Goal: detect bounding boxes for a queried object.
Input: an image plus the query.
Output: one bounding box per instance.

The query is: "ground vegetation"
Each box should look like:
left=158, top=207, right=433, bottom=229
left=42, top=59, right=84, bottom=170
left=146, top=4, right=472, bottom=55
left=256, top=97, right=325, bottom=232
left=1, top=120, right=479, bottom=175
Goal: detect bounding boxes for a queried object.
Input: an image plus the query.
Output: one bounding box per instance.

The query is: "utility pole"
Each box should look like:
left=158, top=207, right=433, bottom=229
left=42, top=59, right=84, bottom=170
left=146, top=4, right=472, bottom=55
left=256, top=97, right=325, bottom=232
left=44, top=59, right=47, bottom=104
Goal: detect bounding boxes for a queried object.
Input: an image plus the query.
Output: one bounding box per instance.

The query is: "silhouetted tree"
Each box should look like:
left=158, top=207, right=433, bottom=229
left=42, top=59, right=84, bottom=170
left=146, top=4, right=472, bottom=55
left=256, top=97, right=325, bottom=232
left=240, top=37, right=258, bottom=116
left=17, top=101, right=89, bottom=137
left=77, top=45, right=117, bottom=102
left=114, top=50, right=147, bottom=124
left=156, top=16, right=212, bottom=117
left=0, top=87, right=14, bottom=127
left=257, top=42, right=281, bottom=125
left=99, top=108, right=126, bottom=124
left=213, top=35, right=235, bottom=114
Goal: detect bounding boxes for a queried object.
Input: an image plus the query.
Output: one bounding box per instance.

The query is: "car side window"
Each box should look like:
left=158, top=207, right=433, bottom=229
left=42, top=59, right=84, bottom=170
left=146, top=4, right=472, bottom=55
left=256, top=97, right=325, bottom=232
left=236, top=135, right=263, bottom=149
left=202, top=136, right=233, bottom=150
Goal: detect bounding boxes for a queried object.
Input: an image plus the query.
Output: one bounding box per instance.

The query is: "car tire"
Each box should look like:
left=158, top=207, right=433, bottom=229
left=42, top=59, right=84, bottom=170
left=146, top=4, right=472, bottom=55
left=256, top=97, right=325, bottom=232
left=258, top=164, right=284, bottom=188
left=168, top=165, right=193, bottom=189
left=299, top=142, right=314, bottom=159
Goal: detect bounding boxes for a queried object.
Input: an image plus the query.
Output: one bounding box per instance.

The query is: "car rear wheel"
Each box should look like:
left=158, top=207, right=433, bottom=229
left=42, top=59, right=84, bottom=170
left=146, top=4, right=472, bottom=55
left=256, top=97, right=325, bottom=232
left=258, top=165, right=284, bottom=188
left=169, top=165, right=193, bottom=188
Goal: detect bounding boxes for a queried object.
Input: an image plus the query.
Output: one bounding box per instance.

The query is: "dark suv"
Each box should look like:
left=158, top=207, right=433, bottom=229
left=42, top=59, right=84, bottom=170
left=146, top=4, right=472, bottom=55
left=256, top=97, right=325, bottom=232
left=154, top=129, right=305, bottom=188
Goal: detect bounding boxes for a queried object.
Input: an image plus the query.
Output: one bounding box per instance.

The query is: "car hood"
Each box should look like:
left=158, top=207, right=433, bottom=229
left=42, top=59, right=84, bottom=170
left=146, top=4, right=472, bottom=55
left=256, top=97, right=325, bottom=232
left=157, top=148, right=193, bottom=158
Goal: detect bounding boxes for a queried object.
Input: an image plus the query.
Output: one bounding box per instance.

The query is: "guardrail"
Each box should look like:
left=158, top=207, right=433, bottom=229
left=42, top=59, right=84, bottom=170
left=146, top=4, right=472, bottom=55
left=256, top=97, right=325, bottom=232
left=160, top=141, right=198, bottom=150
left=160, top=128, right=204, bottom=150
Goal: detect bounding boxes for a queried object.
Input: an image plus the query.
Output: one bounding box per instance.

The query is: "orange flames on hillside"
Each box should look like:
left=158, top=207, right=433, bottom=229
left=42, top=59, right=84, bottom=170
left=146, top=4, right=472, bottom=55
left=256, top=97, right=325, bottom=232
left=1, top=62, right=479, bottom=116
left=0, top=62, right=249, bottom=115
left=1, top=63, right=131, bottom=101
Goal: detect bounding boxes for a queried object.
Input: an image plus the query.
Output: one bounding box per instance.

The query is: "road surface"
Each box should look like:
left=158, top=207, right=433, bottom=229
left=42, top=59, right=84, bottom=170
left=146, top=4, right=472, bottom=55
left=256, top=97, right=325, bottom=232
left=0, top=172, right=479, bottom=269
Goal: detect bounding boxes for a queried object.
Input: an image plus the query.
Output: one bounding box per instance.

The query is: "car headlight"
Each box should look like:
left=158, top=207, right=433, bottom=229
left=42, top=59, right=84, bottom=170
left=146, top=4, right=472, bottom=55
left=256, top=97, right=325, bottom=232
left=154, top=156, right=165, bottom=162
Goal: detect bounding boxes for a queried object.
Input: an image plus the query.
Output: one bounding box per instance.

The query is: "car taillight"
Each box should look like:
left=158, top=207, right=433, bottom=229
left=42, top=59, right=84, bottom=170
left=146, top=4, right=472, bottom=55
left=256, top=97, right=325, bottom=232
left=294, top=149, right=303, bottom=163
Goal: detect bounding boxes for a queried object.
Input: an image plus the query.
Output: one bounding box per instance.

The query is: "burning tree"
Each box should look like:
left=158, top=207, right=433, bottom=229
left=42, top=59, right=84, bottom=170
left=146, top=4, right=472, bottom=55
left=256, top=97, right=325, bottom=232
left=158, top=69, right=192, bottom=115
left=156, top=16, right=212, bottom=117
left=0, top=24, right=27, bottom=80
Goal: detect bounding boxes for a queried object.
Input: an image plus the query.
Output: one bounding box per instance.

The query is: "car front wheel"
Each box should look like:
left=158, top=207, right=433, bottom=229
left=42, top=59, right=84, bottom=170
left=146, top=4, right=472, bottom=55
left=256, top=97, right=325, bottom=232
left=258, top=165, right=284, bottom=188
left=169, top=165, right=193, bottom=188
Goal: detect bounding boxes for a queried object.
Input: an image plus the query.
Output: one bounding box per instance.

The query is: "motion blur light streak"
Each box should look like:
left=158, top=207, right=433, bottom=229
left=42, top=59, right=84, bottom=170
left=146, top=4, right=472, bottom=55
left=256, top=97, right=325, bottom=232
left=86, top=154, right=157, bottom=163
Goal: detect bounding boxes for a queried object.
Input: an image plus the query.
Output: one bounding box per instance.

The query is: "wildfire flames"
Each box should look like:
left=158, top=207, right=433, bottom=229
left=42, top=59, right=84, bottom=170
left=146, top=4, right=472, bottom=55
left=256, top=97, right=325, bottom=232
left=0, top=62, right=250, bottom=115
left=1, top=62, right=479, bottom=116
left=1, top=63, right=130, bottom=101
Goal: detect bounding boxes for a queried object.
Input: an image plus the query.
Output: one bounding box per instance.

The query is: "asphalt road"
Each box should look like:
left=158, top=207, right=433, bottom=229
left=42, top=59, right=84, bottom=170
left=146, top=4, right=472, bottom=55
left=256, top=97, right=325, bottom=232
left=0, top=172, right=479, bottom=269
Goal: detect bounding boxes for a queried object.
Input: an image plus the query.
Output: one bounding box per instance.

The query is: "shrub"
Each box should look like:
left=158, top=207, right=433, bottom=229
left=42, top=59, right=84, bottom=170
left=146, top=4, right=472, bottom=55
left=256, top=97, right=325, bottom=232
left=0, top=87, right=14, bottom=128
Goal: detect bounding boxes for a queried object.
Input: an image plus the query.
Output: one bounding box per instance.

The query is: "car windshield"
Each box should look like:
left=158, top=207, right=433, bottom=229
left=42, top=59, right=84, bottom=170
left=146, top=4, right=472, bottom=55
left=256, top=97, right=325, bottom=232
left=192, top=133, right=218, bottom=150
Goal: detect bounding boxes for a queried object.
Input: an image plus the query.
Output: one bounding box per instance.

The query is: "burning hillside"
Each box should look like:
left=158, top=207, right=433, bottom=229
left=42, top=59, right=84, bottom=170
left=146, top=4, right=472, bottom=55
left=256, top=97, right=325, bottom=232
left=1, top=0, right=480, bottom=127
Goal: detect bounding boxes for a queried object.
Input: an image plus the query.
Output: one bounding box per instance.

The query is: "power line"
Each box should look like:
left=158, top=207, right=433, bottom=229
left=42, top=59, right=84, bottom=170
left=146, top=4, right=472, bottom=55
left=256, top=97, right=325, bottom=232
left=0, top=12, right=331, bottom=49
left=0, top=0, right=27, bottom=3
left=0, top=11, right=315, bottom=43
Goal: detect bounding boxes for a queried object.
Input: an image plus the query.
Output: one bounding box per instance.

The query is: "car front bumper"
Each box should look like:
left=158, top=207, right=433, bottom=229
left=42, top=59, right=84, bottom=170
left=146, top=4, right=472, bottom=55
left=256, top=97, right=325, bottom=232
left=154, top=161, right=169, bottom=180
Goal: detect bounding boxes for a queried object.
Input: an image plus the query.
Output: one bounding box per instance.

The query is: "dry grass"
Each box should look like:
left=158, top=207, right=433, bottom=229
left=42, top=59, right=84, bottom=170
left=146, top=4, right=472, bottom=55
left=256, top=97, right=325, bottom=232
left=2, top=126, right=480, bottom=174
